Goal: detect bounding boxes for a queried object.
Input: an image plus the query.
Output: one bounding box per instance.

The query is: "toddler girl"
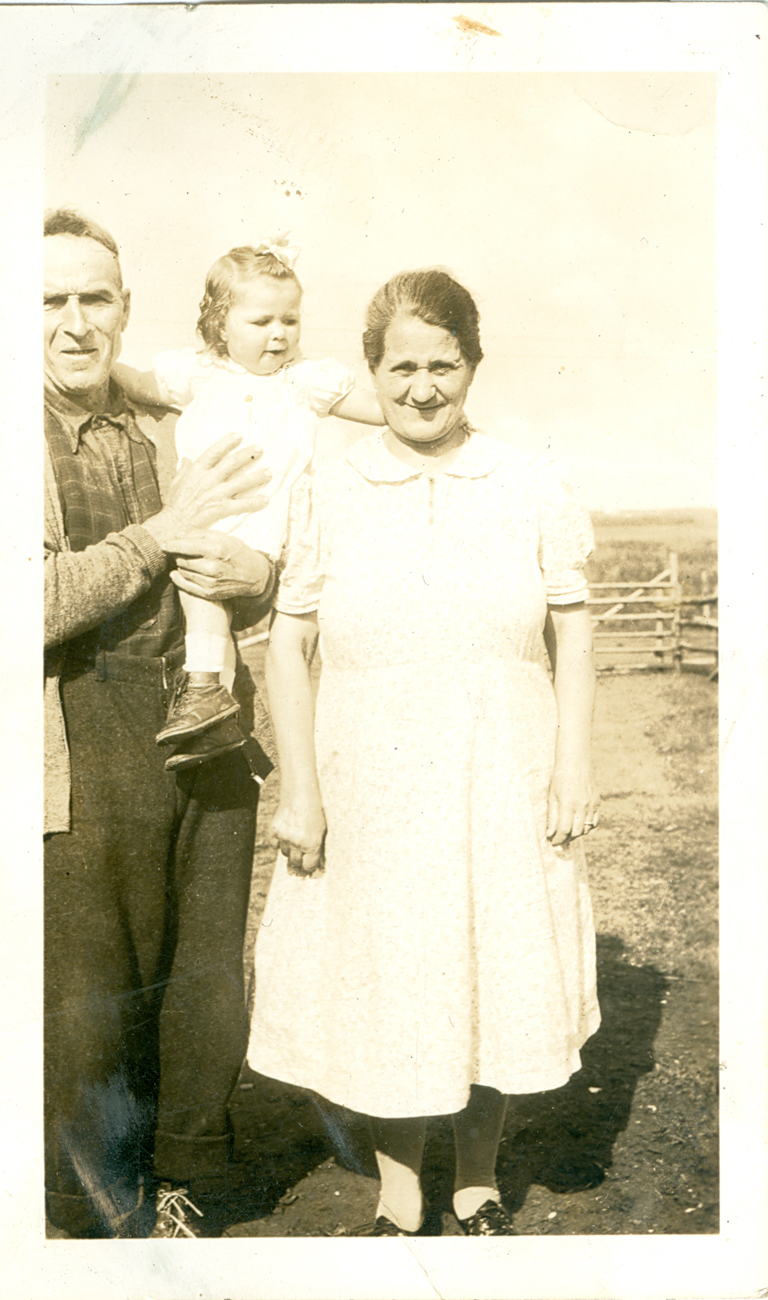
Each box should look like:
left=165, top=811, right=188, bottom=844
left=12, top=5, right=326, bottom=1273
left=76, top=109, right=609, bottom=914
left=114, top=235, right=383, bottom=766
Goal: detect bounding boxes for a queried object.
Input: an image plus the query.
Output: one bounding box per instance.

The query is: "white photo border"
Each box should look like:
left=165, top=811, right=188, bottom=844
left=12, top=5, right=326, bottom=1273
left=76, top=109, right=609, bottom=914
left=1, top=5, right=765, bottom=1298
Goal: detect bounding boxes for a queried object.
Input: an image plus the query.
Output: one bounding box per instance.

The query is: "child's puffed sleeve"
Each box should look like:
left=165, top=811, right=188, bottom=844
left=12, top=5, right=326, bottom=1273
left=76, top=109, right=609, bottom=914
left=273, top=473, right=325, bottom=615
left=537, top=459, right=594, bottom=605
left=152, top=347, right=201, bottom=407
left=291, top=358, right=356, bottom=417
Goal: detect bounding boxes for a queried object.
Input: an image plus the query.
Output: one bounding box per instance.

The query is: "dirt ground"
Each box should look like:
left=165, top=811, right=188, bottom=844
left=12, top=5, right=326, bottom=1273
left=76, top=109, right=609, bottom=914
left=218, top=650, right=718, bottom=1239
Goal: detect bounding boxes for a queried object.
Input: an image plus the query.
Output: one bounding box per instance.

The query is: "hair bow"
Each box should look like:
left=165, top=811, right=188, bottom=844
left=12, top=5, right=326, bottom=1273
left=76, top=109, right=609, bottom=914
left=253, top=232, right=300, bottom=271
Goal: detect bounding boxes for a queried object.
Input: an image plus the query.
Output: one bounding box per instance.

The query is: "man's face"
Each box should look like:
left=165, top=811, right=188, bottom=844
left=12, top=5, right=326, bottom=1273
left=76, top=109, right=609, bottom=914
left=44, top=234, right=130, bottom=403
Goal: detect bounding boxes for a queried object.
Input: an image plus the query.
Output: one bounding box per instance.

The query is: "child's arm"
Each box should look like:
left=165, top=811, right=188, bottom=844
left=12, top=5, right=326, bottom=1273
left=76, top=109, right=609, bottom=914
left=112, top=362, right=168, bottom=408
left=328, top=388, right=385, bottom=426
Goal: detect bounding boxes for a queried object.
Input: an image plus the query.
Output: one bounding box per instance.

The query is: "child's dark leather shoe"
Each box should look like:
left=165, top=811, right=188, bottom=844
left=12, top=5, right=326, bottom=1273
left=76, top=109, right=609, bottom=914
left=157, top=673, right=239, bottom=744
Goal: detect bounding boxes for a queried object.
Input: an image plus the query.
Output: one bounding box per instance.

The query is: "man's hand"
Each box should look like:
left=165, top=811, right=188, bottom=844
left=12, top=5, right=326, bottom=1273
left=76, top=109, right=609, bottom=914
left=167, top=533, right=274, bottom=602
left=143, top=434, right=271, bottom=553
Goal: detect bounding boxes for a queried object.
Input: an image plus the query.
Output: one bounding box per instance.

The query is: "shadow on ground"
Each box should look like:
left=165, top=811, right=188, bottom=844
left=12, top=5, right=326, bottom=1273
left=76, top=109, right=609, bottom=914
left=226, top=932, right=669, bottom=1233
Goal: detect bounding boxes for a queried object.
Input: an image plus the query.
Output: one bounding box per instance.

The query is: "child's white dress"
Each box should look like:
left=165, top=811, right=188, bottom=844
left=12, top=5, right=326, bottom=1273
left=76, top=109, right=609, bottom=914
left=153, top=348, right=355, bottom=559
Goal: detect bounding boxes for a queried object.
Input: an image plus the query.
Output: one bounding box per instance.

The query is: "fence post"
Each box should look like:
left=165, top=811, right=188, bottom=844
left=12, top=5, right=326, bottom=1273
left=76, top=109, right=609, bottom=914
left=670, top=550, right=682, bottom=672
left=654, top=618, right=665, bottom=666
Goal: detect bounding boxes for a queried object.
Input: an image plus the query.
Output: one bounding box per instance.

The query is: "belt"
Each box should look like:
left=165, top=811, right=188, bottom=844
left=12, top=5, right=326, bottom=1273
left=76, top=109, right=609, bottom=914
left=62, top=643, right=186, bottom=688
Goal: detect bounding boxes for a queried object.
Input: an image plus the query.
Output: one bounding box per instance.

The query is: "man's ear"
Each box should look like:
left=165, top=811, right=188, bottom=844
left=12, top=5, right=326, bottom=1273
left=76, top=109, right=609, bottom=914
left=121, top=289, right=131, bottom=332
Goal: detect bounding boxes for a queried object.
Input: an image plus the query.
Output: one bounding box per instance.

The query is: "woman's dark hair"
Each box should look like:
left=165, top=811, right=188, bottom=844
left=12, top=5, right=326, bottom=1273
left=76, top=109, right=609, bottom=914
left=362, top=269, right=483, bottom=372
left=197, top=246, right=302, bottom=357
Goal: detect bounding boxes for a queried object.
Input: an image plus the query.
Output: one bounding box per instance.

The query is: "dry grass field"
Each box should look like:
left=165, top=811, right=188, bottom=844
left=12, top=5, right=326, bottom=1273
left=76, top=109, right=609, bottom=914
left=588, top=508, right=717, bottom=595
left=586, top=509, right=718, bottom=674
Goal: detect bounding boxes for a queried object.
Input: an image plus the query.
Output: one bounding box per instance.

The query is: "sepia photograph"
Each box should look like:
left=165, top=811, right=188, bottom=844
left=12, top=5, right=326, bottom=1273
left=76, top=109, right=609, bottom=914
left=1, top=4, right=766, bottom=1299
left=43, top=65, right=720, bottom=1243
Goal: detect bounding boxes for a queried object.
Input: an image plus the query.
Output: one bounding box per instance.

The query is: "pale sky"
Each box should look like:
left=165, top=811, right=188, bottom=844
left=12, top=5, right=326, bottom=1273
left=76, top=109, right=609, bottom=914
left=46, top=72, right=716, bottom=510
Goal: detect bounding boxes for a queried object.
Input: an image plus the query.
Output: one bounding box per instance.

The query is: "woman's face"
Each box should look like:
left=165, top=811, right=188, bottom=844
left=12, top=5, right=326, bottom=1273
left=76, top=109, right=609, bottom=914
left=373, top=314, right=474, bottom=451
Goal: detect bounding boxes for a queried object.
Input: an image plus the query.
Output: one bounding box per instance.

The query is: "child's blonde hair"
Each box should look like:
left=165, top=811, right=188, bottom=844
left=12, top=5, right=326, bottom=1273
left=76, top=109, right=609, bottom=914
left=197, top=246, right=302, bottom=357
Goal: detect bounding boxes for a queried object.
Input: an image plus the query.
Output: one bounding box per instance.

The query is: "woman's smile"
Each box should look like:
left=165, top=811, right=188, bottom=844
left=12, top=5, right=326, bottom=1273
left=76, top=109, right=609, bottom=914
left=402, top=399, right=444, bottom=416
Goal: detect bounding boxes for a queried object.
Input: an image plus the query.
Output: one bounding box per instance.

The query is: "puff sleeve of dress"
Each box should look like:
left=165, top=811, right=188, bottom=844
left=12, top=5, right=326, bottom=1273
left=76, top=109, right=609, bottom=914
left=536, top=459, right=594, bottom=605
left=151, top=347, right=204, bottom=407
left=273, top=473, right=325, bottom=616
left=288, top=358, right=356, bottom=417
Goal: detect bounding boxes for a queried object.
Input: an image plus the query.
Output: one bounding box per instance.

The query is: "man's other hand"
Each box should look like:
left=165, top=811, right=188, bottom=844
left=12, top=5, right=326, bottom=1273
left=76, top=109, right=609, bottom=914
left=168, top=533, right=274, bottom=602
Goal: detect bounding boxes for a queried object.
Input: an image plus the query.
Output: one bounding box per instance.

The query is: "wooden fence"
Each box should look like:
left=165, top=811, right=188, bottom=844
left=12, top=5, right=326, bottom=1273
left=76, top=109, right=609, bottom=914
left=587, top=552, right=718, bottom=675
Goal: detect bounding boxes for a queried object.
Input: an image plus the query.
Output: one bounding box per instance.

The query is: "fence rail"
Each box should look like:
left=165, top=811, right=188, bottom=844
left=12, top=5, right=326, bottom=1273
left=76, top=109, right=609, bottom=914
left=587, top=552, right=717, bottom=676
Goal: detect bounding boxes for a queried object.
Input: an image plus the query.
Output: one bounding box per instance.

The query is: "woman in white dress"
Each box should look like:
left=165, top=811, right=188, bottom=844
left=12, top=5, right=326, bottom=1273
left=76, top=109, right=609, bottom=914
left=248, top=269, right=601, bottom=1236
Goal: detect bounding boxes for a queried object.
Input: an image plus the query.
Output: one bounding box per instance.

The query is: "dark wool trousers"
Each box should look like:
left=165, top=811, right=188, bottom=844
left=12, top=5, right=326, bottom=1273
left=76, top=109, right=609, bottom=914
left=44, top=660, right=259, bottom=1237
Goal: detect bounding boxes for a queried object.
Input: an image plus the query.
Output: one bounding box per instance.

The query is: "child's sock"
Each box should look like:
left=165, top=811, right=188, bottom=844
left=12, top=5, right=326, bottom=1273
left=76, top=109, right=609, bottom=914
left=179, top=592, right=235, bottom=691
left=220, top=635, right=237, bottom=695
left=183, top=632, right=231, bottom=678
left=182, top=648, right=236, bottom=695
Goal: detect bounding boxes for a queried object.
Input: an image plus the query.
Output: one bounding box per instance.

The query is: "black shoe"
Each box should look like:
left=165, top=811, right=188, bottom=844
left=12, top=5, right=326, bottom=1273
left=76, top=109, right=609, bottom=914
left=458, top=1199, right=517, bottom=1236
left=358, top=1215, right=421, bottom=1237
left=157, top=673, right=240, bottom=744
left=164, top=716, right=247, bottom=771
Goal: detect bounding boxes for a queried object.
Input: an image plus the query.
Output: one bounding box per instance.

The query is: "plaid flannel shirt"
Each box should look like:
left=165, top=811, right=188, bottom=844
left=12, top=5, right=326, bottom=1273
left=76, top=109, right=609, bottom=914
left=44, top=381, right=182, bottom=662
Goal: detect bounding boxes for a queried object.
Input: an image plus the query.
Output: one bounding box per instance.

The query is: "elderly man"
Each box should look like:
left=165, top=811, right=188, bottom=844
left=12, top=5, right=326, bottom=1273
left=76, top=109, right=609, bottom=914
left=44, top=209, right=274, bottom=1238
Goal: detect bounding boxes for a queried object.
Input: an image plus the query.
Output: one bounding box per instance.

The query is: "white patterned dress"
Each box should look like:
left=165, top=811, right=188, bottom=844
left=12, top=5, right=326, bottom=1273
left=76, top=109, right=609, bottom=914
left=248, top=429, right=600, bottom=1118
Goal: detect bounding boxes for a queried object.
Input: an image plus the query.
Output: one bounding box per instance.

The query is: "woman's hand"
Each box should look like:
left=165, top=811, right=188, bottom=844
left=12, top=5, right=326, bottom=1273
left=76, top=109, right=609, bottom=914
left=546, top=757, right=600, bottom=846
left=270, top=797, right=327, bottom=876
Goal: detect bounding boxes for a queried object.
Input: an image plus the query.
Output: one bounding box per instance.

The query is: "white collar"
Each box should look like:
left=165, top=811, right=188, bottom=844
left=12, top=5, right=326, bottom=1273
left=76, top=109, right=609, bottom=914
left=346, top=427, right=507, bottom=484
